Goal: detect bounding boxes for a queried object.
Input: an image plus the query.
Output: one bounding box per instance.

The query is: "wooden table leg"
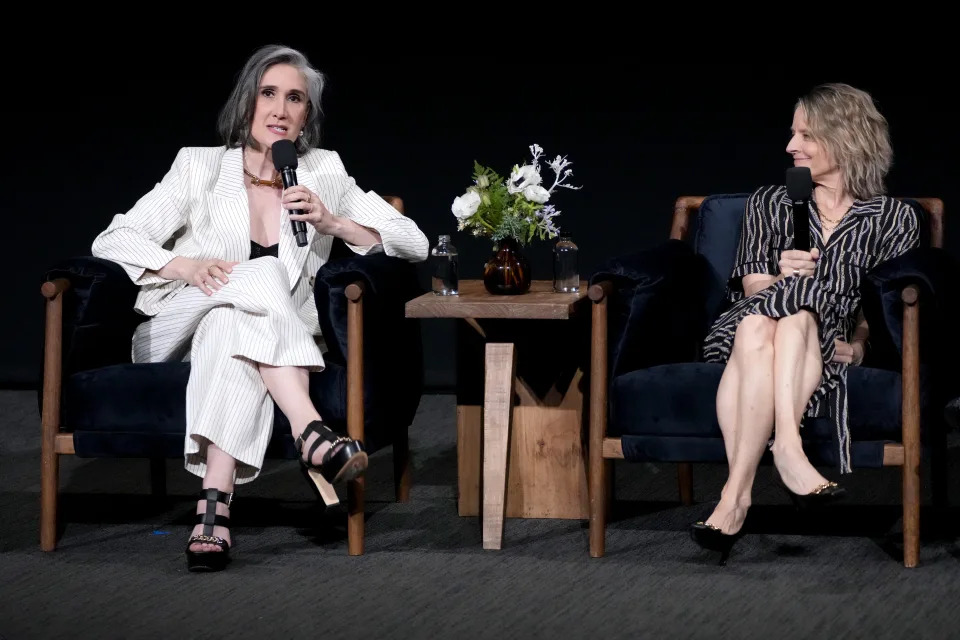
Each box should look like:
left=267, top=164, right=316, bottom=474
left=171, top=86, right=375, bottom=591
left=482, top=342, right=516, bottom=550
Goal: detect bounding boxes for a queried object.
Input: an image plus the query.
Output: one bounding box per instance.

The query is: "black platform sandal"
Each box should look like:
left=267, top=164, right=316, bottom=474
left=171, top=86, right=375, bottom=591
left=296, top=420, right=368, bottom=507
left=185, top=488, right=233, bottom=573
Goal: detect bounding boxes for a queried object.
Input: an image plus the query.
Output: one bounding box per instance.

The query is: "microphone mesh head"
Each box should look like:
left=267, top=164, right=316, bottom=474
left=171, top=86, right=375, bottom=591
left=786, top=167, right=812, bottom=200
left=271, top=140, right=299, bottom=171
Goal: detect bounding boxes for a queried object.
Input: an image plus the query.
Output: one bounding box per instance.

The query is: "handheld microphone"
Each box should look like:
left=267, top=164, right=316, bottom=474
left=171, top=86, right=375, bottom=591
left=272, top=140, right=309, bottom=247
left=785, top=166, right=812, bottom=252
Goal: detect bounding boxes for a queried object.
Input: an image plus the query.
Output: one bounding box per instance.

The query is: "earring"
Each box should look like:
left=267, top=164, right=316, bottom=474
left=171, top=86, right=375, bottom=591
left=299, top=130, right=304, bottom=137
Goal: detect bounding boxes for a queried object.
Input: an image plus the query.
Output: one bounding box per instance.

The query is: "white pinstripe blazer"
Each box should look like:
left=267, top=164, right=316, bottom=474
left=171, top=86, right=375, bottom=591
left=92, top=146, right=429, bottom=335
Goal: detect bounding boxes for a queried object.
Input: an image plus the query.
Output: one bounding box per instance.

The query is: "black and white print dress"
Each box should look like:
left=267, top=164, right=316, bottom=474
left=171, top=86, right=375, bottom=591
left=702, top=185, right=920, bottom=472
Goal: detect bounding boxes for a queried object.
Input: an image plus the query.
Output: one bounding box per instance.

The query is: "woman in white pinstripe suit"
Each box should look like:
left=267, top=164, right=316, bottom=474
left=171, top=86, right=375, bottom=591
left=91, top=45, right=429, bottom=572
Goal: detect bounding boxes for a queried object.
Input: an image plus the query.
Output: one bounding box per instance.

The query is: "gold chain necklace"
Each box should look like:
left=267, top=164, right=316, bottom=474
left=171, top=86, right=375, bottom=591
left=815, top=200, right=849, bottom=226
left=242, top=152, right=282, bottom=188
left=819, top=212, right=845, bottom=226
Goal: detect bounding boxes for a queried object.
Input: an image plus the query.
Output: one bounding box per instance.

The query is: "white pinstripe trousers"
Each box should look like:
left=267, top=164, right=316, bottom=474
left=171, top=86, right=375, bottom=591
left=132, top=257, right=325, bottom=484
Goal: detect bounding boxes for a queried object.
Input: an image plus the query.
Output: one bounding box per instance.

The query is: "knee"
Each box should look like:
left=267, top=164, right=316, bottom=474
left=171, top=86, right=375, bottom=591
left=733, top=315, right=776, bottom=355
left=779, top=310, right=818, bottom=342
left=197, top=307, right=237, bottom=336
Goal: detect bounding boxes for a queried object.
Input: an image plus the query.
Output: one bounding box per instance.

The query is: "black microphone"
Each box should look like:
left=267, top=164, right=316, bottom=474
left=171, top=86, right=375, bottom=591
left=272, top=140, right=309, bottom=247
left=786, top=166, right=812, bottom=252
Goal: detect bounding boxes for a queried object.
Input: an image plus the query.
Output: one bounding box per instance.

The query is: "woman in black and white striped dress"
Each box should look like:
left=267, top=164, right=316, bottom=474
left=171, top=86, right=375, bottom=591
left=691, top=84, right=919, bottom=558
left=92, top=45, right=428, bottom=571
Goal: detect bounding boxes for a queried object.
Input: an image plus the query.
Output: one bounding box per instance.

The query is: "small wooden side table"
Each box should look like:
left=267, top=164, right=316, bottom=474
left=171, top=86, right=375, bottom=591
left=406, top=280, right=590, bottom=549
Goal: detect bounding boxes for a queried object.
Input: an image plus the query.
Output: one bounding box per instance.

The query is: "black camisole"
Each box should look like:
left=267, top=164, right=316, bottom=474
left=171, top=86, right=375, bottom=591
left=250, top=240, right=279, bottom=260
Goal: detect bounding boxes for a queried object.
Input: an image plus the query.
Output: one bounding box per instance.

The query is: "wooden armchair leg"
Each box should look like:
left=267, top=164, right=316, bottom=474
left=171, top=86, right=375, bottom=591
left=678, top=463, right=694, bottom=505
left=589, top=457, right=609, bottom=558
left=394, top=429, right=412, bottom=503
left=40, top=443, right=59, bottom=552
left=902, top=463, right=920, bottom=568
left=348, top=477, right=365, bottom=556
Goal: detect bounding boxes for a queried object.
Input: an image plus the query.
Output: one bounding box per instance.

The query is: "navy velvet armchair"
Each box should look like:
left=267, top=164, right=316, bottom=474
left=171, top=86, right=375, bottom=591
left=587, top=194, right=954, bottom=567
left=39, top=196, right=424, bottom=556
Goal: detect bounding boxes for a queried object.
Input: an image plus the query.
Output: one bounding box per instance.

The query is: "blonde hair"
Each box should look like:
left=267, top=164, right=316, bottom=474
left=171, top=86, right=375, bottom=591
left=797, top=83, right=892, bottom=199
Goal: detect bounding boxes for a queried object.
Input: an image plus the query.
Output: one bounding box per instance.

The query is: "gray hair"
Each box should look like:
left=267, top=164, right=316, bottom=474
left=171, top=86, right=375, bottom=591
left=797, top=83, right=893, bottom=200
left=218, top=44, right=325, bottom=155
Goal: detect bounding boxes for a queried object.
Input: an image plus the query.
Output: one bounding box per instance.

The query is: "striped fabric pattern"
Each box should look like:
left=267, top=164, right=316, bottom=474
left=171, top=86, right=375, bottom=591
left=92, top=146, right=429, bottom=334
left=702, top=185, right=920, bottom=472
left=91, top=146, right=429, bottom=482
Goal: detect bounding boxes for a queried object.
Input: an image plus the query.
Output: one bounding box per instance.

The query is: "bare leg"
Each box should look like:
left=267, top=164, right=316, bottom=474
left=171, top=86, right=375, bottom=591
left=770, top=310, right=831, bottom=493
left=716, top=354, right=740, bottom=466
left=706, top=315, right=777, bottom=534
left=258, top=364, right=340, bottom=465
left=188, top=444, right=236, bottom=552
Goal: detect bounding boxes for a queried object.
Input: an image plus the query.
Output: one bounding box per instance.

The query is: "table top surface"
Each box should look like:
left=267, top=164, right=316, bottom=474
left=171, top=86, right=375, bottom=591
left=405, top=280, right=589, bottom=320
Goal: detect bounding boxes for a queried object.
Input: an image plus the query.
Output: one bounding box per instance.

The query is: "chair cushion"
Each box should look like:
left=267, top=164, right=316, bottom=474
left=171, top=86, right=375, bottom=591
left=691, top=194, right=750, bottom=323
left=44, top=257, right=146, bottom=375
left=65, top=362, right=192, bottom=458
left=589, top=240, right=710, bottom=377
left=610, top=363, right=904, bottom=442
left=64, top=361, right=398, bottom=458
left=610, top=363, right=914, bottom=468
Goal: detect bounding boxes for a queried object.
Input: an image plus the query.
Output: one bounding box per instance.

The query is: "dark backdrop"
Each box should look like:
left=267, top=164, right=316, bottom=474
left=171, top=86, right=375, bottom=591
left=4, top=43, right=954, bottom=389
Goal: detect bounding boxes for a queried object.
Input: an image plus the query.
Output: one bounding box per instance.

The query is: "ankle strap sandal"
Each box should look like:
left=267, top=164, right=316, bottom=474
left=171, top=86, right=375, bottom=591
left=185, top=488, right=232, bottom=572
left=296, top=420, right=368, bottom=484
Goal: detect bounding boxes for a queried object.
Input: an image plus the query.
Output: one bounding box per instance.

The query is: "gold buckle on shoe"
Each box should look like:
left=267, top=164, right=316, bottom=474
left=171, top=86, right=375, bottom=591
left=810, top=482, right=838, bottom=495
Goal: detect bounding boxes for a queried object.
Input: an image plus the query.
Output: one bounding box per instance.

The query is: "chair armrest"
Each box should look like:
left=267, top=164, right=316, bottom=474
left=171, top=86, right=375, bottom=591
left=313, top=251, right=425, bottom=429
left=589, top=239, right=709, bottom=377
left=860, top=248, right=960, bottom=368
left=900, top=284, right=922, bottom=448
left=42, top=257, right=145, bottom=375
left=861, top=247, right=960, bottom=423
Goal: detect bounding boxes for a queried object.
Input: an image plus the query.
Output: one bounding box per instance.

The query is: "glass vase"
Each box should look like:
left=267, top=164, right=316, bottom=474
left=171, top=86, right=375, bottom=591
left=482, top=237, right=531, bottom=295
